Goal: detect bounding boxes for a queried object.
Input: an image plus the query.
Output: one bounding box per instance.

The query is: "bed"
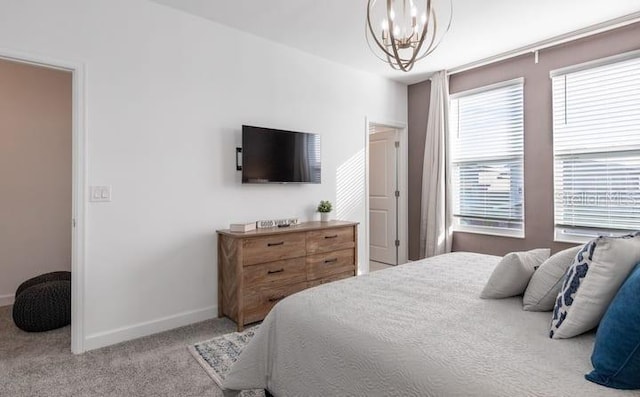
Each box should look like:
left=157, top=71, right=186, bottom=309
left=222, top=252, right=640, bottom=396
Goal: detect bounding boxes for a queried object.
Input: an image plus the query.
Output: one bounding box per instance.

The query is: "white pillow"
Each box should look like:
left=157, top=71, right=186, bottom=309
left=522, top=246, right=582, bottom=311
left=550, top=233, right=640, bottom=339
left=480, top=249, right=550, bottom=299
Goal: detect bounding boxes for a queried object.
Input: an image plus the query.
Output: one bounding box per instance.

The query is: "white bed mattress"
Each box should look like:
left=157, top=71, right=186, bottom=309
left=223, top=252, right=640, bottom=396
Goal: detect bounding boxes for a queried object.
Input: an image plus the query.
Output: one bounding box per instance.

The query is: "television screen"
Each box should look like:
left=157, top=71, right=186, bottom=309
left=242, top=125, right=321, bottom=184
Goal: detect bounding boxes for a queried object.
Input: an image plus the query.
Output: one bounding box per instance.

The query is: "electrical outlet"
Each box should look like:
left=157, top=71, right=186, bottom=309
left=90, top=186, right=112, bottom=202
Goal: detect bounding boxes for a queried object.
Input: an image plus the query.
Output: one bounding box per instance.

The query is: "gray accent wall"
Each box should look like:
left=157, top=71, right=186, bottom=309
left=408, top=22, right=640, bottom=258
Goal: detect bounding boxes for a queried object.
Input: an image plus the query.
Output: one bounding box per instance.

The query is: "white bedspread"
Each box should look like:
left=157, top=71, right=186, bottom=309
left=223, top=252, right=640, bottom=396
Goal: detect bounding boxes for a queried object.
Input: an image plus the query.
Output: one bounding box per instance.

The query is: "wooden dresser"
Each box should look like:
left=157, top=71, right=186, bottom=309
left=217, top=220, right=358, bottom=331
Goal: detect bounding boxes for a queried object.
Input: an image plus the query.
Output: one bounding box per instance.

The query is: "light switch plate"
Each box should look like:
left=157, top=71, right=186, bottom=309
left=90, top=186, right=112, bottom=202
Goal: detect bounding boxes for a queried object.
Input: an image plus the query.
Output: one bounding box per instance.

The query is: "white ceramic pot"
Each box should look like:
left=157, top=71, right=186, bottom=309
left=320, top=212, right=331, bottom=222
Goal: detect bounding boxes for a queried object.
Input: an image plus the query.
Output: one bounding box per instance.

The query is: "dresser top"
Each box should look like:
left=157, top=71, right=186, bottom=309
left=217, top=220, right=358, bottom=238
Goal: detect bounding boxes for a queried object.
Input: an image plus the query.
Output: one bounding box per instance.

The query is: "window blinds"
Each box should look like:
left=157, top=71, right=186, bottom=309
left=552, top=53, right=640, bottom=237
left=449, top=79, right=524, bottom=234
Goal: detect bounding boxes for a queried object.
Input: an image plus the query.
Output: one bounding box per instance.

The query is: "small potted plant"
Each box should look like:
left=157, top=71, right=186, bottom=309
left=317, top=200, right=333, bottom=222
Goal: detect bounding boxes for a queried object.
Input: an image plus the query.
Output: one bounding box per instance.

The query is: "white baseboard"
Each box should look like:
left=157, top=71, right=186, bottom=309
left=0, top=294, right=15, bottom=307
left=84, top=305, right=217, bottom=351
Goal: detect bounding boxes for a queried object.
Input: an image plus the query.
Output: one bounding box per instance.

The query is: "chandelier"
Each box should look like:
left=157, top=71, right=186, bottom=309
left=366, top=0, right=452, bottom=72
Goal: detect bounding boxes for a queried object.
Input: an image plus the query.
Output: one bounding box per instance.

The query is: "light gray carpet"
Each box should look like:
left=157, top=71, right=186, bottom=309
left=0, top=305, right=238, bottom=396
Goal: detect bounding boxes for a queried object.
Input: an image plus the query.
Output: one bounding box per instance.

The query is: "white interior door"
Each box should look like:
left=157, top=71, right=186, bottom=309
left=369, top=129, right=398, bottom=265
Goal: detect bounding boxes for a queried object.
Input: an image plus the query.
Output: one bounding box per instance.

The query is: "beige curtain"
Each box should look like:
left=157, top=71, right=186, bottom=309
left=419, top=71, right=452, bottom=258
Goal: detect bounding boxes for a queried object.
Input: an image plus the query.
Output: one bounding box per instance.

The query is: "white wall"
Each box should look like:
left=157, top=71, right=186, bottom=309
left=0, top=0, right=407, bottom=350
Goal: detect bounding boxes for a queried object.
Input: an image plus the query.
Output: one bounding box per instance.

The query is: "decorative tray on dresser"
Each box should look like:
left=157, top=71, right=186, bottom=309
left=217, top=220, right=358, bottom=331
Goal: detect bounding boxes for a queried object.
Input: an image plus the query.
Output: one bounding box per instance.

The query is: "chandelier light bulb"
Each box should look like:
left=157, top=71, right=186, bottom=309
left=366, top=0, right=453, bottom=72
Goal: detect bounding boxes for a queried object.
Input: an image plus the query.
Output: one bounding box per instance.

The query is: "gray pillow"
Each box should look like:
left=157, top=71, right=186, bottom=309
left=480, top=248, right=550, bottom=299
left=522, top=245, right=581, bottom=311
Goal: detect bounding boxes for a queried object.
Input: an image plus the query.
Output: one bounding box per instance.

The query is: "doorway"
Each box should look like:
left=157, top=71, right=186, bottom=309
left=368, top=124, right=401, bottom=267
left=0, top=50, right=86, bottom=354
left=0, top=57, right=72, bottom=337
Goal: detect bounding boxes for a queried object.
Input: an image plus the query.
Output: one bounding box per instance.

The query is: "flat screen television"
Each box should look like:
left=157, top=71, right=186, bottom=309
left=242, top=125, right=321, bottom=184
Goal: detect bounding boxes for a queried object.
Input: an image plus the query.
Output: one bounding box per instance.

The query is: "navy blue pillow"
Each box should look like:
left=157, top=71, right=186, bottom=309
left=586, top=264, right=640, bottom=389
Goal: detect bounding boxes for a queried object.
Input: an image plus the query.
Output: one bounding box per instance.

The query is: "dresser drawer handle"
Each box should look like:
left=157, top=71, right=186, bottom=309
left=324, top=258, right=338, bottom=264
left=324, top=235, right=338, bottom=239
left=267, top=241, right=284, bottom=247
left=268, top=295, right=285, bottom=303
left=267, top=268, right=284, bottom=274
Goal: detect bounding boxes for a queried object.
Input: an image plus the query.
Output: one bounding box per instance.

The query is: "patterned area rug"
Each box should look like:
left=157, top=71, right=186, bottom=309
left=189, top=326, right=263, bottom=397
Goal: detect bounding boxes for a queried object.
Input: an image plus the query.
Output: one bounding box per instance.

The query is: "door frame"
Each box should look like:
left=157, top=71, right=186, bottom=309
left=364, top=118, right=408, bottom=273
left=0, top=48, right=87, bottom=354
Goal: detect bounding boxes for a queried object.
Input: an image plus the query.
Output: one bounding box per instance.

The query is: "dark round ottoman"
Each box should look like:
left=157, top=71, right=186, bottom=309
left=13, top=271, right=71, bottom=332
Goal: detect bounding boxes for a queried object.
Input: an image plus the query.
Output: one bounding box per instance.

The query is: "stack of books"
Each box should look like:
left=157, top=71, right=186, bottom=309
left=229, top=222, right=256, bottom=233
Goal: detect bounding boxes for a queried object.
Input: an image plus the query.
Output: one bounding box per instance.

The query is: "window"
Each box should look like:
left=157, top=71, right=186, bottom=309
left=552, top=51, right=640, bottom=242
left=449, top=79, right=524, bottom=237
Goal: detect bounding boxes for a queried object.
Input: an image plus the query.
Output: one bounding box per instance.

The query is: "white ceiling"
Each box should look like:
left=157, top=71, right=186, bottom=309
left=149, top=0, right=640, bottom=84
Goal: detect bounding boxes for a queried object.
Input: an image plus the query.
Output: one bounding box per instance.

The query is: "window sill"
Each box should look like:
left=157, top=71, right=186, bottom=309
left=453, top=226, right=525, bottom=239
left=553, top=235, right=591, bottom=245
left=554, top=228, right=635, bottom=245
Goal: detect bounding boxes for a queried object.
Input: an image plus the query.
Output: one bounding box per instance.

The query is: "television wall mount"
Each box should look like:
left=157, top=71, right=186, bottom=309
left=236, top=147, right=242, bottom=171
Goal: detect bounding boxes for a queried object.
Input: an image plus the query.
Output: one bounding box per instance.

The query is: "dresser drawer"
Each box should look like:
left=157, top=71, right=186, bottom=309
left=243, top=281, right=308, bottom=325
left=243, top=233, right=306, bottom=266
left=307, top=270, right=354, bottom=288
left=306, top=248, right=355, bottom=281
left=243, top=257, right=307, bottom=289
left=306, top=226, right=355, bottom=254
